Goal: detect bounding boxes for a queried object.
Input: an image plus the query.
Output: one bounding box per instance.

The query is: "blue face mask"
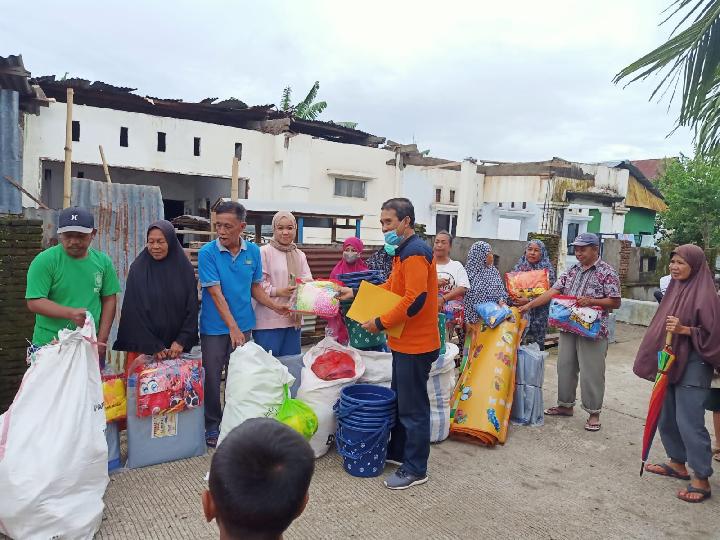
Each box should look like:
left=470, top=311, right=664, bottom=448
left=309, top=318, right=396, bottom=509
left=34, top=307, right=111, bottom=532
left=384, top=230, right=401, bottom=246
left=384, top=243, right=396, bottom=256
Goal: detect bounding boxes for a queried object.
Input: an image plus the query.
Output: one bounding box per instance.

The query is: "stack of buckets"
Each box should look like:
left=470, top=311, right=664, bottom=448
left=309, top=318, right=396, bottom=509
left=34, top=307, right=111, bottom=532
left=334, top=384, right=397, bottom=478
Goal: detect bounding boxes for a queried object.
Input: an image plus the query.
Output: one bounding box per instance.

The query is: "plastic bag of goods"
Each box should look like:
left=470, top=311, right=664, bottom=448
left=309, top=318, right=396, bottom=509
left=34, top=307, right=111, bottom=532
left=505, top=269, right=550, bottom=300
left=0, top=315, right=108, bottom=540
left=312, top=350, right=357, bottom=381
left=428, top=342, right=458, bottom=442
left=102, top=371, right=126, bottom=423
left=357, top=349, right=393, bottom=385
left=290, top=280, right=341, bottom=318
left=548, top=295, right=603, bottom=339
left=219, top=342, right=294, bottom=446
left=130, top=356, right=204, bottom=417
left=275, top=384, right=319, bottom=440
left=474, top=302, right=512, bottom=329
left=510, top=343, right=547, bottom=427
left=297, top=337, right=365, bottom=457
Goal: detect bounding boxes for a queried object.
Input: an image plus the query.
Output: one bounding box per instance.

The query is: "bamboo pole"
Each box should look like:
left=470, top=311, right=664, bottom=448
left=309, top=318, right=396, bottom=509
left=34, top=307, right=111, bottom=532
left=3, top=176, right=50, bottom=209
left=231, top=156, right=239, bottom=201
left=99, top=145, right=112, bottom=183
left=63, top=88, right=73, bottom=208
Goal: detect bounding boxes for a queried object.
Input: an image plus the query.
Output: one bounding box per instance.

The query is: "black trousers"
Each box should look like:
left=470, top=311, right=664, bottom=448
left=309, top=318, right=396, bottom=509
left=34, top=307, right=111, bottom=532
left=387, top=348, right=439, bottom=476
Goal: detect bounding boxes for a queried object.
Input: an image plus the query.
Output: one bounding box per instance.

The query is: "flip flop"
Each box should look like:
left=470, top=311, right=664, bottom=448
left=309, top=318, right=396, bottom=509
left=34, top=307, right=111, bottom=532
left=584, top=421, right=601, bottom=432
left=644, top=463, right=691, bottom=481
left=544, top=407, right=573, bottom=417
left=205, top=430, right=220, bottom=448
left=677, top=485, right=712, bottom=503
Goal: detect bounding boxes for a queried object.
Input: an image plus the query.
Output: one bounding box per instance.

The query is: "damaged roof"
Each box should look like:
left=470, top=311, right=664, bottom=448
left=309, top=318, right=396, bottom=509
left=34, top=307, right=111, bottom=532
left=27, top=73, right=385, bottom=146
left=604, top=160, right=664, bottom=199
left=0, top=54, right=50, bottom=114
left=478, top=157, right=596, bottom=181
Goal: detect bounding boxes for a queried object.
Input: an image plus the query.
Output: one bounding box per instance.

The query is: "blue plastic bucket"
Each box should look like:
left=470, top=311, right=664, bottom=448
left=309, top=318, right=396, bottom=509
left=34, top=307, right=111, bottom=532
left=336, top=421, right=391, bottom=478
left=340, top=384, right=396, bottom=406
left=335, top=399, right=395, bottom=418
left=339, top=414, right=396, bottom=430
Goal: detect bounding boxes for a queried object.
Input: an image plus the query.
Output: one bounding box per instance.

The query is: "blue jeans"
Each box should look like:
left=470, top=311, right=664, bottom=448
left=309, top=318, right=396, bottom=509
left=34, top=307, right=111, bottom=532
left=253, top=327, right=302, bottom=357
left=387, top=348, right=439, bottom=476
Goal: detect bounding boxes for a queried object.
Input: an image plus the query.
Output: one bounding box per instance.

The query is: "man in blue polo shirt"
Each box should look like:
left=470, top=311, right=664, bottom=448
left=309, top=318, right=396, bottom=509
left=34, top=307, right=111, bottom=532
left=199, top=201, right=288, bottom=447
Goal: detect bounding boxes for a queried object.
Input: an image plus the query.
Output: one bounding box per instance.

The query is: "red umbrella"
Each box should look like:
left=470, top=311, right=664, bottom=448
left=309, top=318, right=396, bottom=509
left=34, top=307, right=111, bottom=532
left=640, top=332, right=676, bottom=476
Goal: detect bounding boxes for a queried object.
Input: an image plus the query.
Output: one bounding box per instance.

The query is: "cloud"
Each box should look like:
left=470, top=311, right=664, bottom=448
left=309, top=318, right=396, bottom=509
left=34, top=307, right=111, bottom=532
left=1, top=0, right=693, bottom=163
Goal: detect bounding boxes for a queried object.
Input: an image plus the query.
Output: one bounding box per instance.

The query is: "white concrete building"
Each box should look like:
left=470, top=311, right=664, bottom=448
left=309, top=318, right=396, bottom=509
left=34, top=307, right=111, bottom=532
left=19, top=78, right=395, bottom=243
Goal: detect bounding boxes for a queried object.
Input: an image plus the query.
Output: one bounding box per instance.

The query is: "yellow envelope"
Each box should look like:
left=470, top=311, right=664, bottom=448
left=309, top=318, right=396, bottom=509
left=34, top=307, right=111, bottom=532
left=346, top=281, right=405, bottom=338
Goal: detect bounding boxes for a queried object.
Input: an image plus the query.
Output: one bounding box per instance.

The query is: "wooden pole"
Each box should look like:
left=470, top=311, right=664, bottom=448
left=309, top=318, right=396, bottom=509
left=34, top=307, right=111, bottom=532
left=231, top=156, right=239, bottom=201
left=3, top=176, right=50, bottom=209
left=99, top=145, right=112, bottom=183
left=63, top=88, right=73, bottom=208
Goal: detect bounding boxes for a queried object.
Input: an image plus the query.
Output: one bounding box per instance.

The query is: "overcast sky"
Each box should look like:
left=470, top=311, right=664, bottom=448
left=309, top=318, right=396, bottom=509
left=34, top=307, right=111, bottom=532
left=2, top=0, right=694, bottom=163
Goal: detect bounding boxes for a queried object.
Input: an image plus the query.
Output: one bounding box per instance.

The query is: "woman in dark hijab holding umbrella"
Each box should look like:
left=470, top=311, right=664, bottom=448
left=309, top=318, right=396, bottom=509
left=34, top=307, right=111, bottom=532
left=114, top=220, right=199, bottom=377
left=635, top=244, right=720, bottom=503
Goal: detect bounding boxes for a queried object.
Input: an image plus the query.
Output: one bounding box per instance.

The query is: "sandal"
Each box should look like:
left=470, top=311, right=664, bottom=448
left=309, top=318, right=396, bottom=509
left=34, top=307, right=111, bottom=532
left=584, top=420, right=601, bottom=432
left=544, top=406, right=573, bottom=417
left=713, top=447, right=720, bottom=462
left=677, top=484, right=712, bottom=503
left=205, top=430, right=220, bottom=448
left=644, top=463, right=691, bottom=481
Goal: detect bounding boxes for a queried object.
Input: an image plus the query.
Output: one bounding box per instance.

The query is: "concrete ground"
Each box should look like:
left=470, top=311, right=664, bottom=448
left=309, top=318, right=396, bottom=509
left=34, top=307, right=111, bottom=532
left=68, top=325, right=720, bottom=538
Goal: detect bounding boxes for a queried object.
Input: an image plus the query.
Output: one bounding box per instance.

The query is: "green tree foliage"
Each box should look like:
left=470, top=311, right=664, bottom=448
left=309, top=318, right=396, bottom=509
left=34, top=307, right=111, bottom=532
left=614, top=1, right=720, bottom=154
left=656, top=152, right=720, bottom=248
left=280, top=82, right=357, bottom=127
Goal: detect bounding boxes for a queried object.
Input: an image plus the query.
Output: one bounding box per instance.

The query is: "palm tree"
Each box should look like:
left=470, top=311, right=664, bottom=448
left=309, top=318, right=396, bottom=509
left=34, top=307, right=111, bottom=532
left=614, top=1, right=720, bottom=155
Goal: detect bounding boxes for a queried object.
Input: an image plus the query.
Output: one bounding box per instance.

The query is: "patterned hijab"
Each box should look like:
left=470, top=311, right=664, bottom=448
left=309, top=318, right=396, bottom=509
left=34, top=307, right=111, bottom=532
left=513, top=239, right=556, bottom=283
left=464, top=241, right=507, bottom=324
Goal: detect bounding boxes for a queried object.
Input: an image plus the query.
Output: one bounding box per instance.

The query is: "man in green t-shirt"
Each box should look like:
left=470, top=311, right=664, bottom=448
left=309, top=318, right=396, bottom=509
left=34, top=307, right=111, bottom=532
left=26, top=207, right=121, bottom=358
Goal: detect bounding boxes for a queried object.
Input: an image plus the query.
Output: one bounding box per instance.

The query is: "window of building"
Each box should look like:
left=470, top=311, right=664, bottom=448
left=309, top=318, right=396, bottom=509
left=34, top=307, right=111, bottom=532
left=449, top=190, right=456, bottom=203
left=77, top=171, right=84, bottom=178
left=436, top=213, right=458, bottom=236
left=157, top=132, right=166, bottom=152
left=435, top=188, right=442, bottom=202
left=71, top=121, right=80, bottom=142
left=334, top=178, right=366, bottom=198
left=641, top=255, right=658, bottom=273
left=194, top=137, right=201, bottom=157
left=120, top=127, right=128, bottom=147
left=567, top=222, right=580, bottom=255
left=234, top=143, right=243, bottom=159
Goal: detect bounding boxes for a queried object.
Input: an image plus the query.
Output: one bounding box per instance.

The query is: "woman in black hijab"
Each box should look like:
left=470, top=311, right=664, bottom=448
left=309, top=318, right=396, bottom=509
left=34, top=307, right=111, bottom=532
left=114, top=220, right=199, bottom=374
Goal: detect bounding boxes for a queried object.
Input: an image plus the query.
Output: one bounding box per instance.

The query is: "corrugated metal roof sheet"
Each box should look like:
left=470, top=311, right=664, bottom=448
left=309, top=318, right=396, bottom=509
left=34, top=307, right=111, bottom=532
left=71, top=178, right=164, bottom=370
left=0, top=89, right=22, bottom=214
left=0, top=55, right=31, bottom=96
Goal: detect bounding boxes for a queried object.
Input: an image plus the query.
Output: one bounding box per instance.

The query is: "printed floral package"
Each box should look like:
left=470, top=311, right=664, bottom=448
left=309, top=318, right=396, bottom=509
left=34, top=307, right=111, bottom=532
left=505, top=269, right=550, bottom=300
left=290, top=280, right=341, bottom=318
left=548, top=295, right=603, bottom=339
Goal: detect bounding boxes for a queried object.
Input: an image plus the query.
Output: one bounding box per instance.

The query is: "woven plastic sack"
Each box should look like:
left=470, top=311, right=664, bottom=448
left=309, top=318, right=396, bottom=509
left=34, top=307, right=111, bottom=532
left=548, top=295, right=602, bottom=339
left=291, top=280, right=340, bottom=317
left=0, top=314, right=108, bottom=539
left=276, top=384, right=319, bottom=440
left=474, top=302, right=512, bottom=328
left=505, top=269, right=550, bottom=300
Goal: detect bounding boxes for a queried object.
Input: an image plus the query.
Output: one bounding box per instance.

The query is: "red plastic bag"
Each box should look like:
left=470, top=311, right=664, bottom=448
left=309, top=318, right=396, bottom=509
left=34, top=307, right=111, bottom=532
left=311, top=351, right=356, bottom=381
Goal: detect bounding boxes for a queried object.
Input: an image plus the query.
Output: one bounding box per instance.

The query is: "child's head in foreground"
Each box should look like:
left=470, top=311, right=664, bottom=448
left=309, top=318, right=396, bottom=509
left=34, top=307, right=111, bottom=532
left=203, top=418, right=315, bottom=539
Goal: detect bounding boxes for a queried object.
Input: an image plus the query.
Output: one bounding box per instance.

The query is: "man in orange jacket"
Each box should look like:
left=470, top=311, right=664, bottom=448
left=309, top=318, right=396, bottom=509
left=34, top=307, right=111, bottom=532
left=361, top=198, right=440, bottom=490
